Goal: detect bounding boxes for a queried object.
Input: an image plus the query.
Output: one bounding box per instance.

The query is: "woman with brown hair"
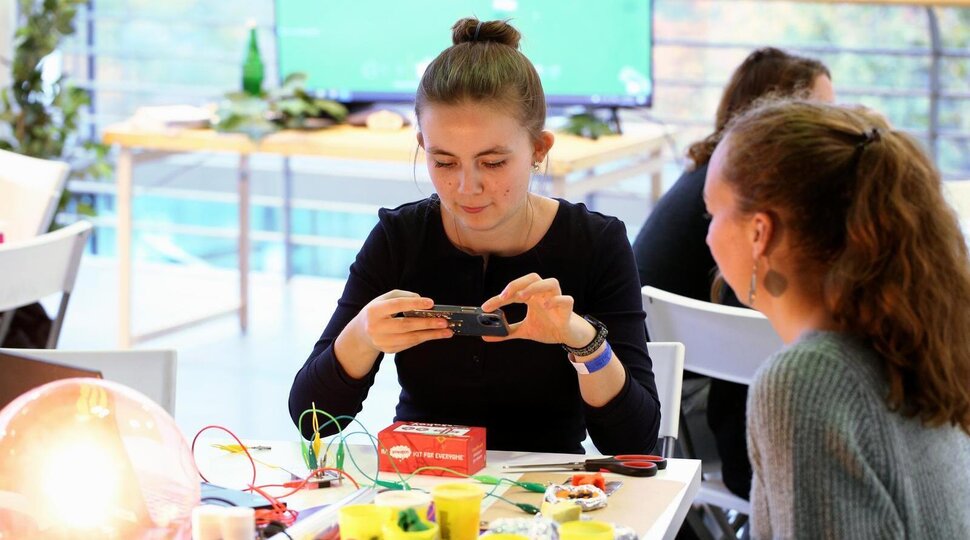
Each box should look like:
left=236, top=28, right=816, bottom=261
left=704, top=99, right=970, bottom=538
left=633, top=47, right=833, bottom=500
left=289, top=18, right=660, bottom=454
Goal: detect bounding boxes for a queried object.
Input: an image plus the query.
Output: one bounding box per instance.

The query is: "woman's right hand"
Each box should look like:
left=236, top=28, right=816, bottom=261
left=351, top=290, right=454, bottom=355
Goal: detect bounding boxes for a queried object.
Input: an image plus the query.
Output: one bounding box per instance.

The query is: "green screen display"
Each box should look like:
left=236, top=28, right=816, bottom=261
left=276, top=0, right=653, bottom=106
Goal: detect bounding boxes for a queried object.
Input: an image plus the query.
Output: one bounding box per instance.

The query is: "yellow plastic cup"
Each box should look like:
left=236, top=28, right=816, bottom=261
left=559, top=520, right=615, bottom=540
left=374, top=490, right=433, bottom=524
left=338, top=504, right=385, bottom=540
left=430, top=482, right=483, bottom=540
left=382, top=521, right=440, bottom=540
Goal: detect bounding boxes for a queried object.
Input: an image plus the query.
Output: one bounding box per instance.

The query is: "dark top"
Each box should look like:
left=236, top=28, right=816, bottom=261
left=289, top=196, right=660, bottom=455
left=632, top=163, right=717, bottom=301
left=632, top=163, right=752, bottom=499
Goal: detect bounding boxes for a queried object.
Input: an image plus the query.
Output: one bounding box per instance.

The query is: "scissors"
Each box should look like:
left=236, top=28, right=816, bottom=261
left=502, top=454, right=667, bottom=478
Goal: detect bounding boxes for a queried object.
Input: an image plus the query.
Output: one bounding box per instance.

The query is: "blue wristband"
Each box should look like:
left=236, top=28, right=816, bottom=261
left=569, top=341, right=612, bottom=375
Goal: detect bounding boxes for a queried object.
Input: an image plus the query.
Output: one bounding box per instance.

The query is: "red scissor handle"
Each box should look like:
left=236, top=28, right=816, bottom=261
left=613, top=454, right=667, bottom=470
left=586, top=460, right=656, bottom=477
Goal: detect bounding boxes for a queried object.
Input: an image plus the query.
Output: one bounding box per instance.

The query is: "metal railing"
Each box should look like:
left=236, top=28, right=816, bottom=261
left=651, top=6, right=968, bottom=178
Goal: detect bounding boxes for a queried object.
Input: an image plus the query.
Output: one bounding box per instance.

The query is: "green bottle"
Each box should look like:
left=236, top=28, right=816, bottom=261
left=242, top=24, right=264, bottom=96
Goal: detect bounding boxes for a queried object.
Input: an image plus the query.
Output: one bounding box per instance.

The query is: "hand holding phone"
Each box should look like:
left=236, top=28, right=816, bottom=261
left=396, top=305, right=510, bottom=337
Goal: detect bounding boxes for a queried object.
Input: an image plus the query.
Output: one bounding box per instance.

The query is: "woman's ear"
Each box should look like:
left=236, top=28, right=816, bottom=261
left=533, top=130, right=555, bottom=162
left=416, top=131, right=425, bottom=150
left=750, top=211, right=775, bottom=260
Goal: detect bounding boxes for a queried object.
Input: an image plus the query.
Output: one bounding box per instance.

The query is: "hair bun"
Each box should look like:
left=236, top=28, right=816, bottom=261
left=451, top=18, right=521, bottom=49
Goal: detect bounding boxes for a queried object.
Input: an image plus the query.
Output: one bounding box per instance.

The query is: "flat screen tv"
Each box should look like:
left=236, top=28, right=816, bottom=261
left=275, top=0, right=653, bottom=107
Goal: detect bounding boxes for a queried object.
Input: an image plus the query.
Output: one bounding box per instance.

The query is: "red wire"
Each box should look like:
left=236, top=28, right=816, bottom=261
left=190, top=424, right=296, bottom=525
left=191, top=424, right=257, bottom=487
left=190, top=425, right=359, bottom=528
left=254, top=466, right=360, bottom=499
left=251, top=484, right=299, bottom=525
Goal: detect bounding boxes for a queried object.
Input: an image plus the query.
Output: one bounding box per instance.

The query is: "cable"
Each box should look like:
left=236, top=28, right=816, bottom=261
left=298, top=409, right=410, bottom=490
left=400, top=466, right=541, bottom=514
left=255, top=467, right=361, bottom=498
left=199, top=496, right=237, bottom=506
left=402, top=467, right=544, bottom=494
left=211, top=443, right=303, bottom=480
left=291, top=408, right=539, bottom=513
left=321, top=428, right=410, bottom=490
left=250, top=484, right=299, bottom=526
left=191, top=425, right=257, bottom=487
left=191, top=424, right=299, bottom=526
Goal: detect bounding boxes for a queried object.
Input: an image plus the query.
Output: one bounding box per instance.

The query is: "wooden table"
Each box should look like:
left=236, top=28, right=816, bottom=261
left=194, top=441, right=701, bottom=540
left=103, top=124, right=670, bottom=347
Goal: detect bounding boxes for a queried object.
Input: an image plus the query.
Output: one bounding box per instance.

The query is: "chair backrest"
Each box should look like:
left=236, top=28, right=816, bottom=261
left=0, top=149, right=70, bottom=243
left=0, top=221, right=93, bottom=347
left=642, top=286, right=783, bottom=384
left=646, top=341, right=685, bottom=458
left=0, top=348, right=178, bottom=416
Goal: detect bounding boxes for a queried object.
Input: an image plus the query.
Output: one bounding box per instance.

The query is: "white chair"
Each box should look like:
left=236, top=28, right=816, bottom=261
left=646, top=341, right=685, bottom=458
left=580, top=341, right=684, bottom=457
left=642, top=286, right=784, bottom=537
left=0, top=149, right=70, bottom=243
left=0, top=221, right=92, bottom=348
left=0, top=348, right=178, bottom=416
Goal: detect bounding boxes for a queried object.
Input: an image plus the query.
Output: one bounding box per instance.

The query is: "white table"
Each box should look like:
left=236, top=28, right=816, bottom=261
left=194, top=441, right=700, bottom=540
left=102, top=124, right=672, bottom=347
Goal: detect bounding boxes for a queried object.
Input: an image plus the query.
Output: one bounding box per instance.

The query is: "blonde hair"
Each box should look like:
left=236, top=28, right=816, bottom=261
left=721, top=99, right=970, bottom=432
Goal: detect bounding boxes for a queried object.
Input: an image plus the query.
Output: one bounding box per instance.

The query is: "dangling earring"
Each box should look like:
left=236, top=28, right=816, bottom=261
left=748, top=260, right=758, bottom=306
left=532, top=160, right=541, bottom=172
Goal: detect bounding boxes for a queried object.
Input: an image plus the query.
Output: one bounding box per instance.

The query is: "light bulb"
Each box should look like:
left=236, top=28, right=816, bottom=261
left=0, top=378, right=200, bottom=539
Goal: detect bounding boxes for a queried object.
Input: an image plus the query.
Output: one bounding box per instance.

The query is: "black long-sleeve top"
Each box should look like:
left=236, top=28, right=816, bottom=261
left=632, top=163, right=716, bottom=301
left=631, top=163, right=752, bottom=499
left=289, top=196, right=660, bottom=454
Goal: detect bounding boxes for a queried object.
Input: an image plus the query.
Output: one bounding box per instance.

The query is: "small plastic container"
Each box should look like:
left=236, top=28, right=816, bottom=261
left=430, top=483, right=484, bottom=540
left=559, top=520, right=615, bottom=540
left=375, top=490, right=433, bottom=523
left=383, top=521, right=440, bottom=540
left=338, top=504, right=386, bottom=540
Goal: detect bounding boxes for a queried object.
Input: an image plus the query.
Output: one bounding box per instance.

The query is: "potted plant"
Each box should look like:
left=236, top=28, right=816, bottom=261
left=0, top=0, right=110, bottom=218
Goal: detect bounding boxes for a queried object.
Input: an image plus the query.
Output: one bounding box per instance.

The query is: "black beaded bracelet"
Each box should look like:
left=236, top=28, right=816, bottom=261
left=562, top=315, right=608, bottom=357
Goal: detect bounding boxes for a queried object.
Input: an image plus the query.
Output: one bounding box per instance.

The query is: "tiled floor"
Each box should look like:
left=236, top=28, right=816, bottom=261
left=55, top=256, right=402, bottom=443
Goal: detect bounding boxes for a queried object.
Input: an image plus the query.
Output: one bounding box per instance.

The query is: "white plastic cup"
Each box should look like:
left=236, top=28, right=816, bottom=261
left=219, top=506, right=256, bottom=540
left=191, top=505, right=223, bottom=540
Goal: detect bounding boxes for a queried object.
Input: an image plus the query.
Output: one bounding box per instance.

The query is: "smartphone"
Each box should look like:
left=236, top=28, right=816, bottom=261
left=397, top=305, right=510, bottom=337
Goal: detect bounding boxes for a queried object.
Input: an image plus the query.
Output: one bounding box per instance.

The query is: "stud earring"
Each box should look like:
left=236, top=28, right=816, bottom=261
left=748, top=260, right=758, bottom=306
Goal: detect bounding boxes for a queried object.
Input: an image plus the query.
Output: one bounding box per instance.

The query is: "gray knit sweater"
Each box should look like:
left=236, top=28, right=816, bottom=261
left=747, top=330, right=970, bottom=539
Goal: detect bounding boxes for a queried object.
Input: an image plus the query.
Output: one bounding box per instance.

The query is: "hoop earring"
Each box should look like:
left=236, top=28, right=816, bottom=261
left=747, top=260, right=758, bottom=306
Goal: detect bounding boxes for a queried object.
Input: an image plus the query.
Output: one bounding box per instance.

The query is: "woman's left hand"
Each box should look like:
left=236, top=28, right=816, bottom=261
left=480, top=273, right=594, bottom=347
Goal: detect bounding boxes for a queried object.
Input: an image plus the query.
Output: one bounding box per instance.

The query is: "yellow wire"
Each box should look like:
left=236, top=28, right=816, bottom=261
left=211, top=443, right=300, bottom=478
left=311, top=401, right=322, bottom=466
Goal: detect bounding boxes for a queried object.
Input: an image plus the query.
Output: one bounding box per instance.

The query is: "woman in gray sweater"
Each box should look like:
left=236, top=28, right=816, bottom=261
left=703, top=99, right=970, bottom=539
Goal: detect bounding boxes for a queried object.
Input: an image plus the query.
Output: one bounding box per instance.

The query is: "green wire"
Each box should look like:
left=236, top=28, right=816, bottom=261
left=300, top=411, right=410, bottom=490
left=297, top=407, right=342, bottom=469
left=321, top=429, right=408, bottom=489
left=295, top=407, right=540, bottom=513
left=402, top=466, right=541, bottom=514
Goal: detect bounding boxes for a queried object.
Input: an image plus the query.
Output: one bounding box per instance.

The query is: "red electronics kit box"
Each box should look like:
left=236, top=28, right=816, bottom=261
left=378, top=421, right=486, bottom=477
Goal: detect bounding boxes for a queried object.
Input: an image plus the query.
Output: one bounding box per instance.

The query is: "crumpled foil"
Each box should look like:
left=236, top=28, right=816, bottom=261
left=543, top=484, right=608, bottom=511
